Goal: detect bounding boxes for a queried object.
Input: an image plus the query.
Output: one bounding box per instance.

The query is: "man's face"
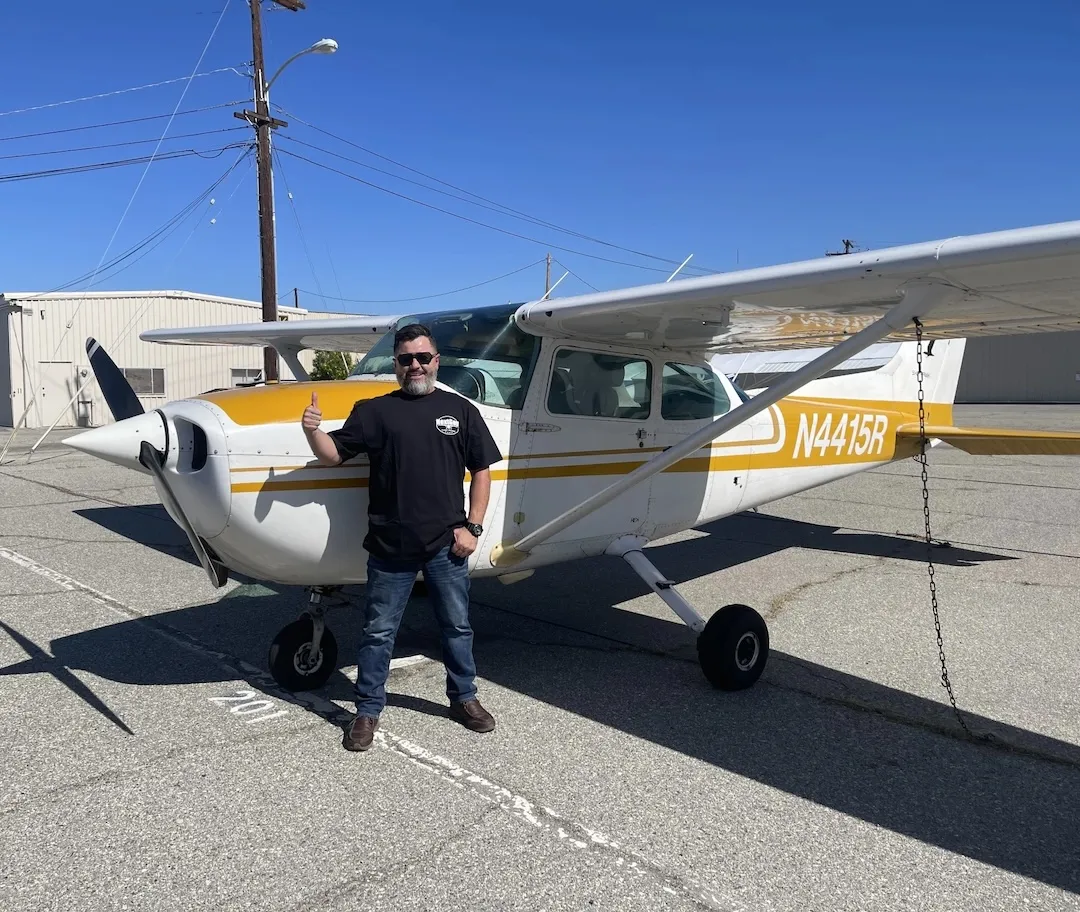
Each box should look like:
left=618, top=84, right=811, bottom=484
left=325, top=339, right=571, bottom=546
left=394, top=336, right=438, bottom=395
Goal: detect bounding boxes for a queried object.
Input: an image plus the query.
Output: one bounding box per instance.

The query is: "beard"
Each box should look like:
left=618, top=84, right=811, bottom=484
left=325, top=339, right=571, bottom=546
left=401, top=371, right=435, bottom=396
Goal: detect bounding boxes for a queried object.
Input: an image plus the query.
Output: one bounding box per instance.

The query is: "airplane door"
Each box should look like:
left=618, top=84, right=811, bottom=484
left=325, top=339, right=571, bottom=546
left=644, top=360, right=751, bottom=539
left=509, top=343, right=655, bottom=552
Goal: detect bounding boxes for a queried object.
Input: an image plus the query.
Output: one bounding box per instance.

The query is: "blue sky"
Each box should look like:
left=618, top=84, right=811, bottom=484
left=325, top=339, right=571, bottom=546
left=1, top=1, right=1078, bottom=317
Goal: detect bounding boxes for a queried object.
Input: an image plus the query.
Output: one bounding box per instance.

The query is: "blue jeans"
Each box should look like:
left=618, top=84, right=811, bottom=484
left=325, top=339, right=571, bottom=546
left=354, top=545, right=477, bottom=717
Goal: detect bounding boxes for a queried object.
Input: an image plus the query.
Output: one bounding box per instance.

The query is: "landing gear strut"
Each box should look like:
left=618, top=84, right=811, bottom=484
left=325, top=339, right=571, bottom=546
left=609, top=536, right=770, bottom=690
left=268, top=586, right=342, bottom=692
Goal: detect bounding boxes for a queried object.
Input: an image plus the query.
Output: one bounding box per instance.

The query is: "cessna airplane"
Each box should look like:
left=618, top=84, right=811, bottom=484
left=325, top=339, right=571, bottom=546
left=65, top=220, right=1080, bottom=695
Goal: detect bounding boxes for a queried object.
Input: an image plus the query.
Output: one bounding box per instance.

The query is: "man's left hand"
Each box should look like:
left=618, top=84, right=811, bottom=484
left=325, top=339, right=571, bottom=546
left=451, top=526, right=478, bottom=558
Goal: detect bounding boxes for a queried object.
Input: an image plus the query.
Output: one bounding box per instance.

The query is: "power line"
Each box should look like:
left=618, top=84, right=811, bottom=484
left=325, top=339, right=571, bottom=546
left=293, top=258, right=546, bottom=305
left=276, top=147, right=704, bottom=278
left=0, top=66, right=247, bottom=118
left=0, top=102, right=247, bottom=143
left=552, top=258, right=600, bottom=292
left=13, top=146, right=253, bottom=299
left=0, top=143, right=249, bottom=183
left=272, top=148, right=327, bottom=306
left=0, top=127, right=248, bottom=161
left=273, top=106, right=718, bottom=276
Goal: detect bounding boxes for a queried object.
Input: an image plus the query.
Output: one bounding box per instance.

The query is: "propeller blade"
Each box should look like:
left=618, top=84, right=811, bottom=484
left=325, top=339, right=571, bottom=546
left=138, top=441, right=228, bottom=589
left=85, top=338, right=144, bottom=421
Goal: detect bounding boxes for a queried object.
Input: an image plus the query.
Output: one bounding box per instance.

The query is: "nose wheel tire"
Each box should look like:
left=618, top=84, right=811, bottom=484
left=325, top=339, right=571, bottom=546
left=697, top=603, right=769, bottom=690
left=268, top=616, right=338, bottom=692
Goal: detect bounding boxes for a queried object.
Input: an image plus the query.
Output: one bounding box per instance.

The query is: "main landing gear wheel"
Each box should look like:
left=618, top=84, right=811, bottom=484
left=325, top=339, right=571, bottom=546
left=268, top=616, right=338, bottom=692
left=697, top=604, right=769, bottom=690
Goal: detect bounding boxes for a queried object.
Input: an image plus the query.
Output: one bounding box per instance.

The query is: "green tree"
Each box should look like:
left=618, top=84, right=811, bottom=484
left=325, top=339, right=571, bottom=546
left=310, top=350, right=355, bottom=381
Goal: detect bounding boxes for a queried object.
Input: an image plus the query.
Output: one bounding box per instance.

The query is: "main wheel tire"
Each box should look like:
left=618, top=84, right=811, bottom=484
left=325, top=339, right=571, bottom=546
left=268, top=617, right=338, bottom=692
left=697, top=603, right=769, bottom=690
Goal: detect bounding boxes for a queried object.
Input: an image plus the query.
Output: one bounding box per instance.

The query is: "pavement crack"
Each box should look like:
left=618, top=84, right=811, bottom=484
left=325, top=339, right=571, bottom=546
left=765, top=558, right=882, bottom=621
left=0, top=723, right=322, bottom=818
left=289, top=805, right=501, bottom=911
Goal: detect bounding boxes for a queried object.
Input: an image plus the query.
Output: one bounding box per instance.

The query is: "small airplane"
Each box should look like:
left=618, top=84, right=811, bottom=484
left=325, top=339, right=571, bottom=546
left=65, top=219, right=1080, bottom=695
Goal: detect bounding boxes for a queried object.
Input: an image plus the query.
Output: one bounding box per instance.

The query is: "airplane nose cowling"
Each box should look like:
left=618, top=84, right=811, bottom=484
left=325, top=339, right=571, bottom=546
left=63, top=411, right=167, bottom=472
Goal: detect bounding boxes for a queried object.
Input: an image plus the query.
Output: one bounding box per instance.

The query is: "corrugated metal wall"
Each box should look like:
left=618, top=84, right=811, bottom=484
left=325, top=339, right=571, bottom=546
left=956, top=330, right=1080, bottom=403
left=2, top=290, right=359, bottom=428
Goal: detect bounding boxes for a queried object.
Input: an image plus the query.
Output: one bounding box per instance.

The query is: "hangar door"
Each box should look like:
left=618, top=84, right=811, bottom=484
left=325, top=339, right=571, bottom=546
left=956, top=331, right=1080, bottom=403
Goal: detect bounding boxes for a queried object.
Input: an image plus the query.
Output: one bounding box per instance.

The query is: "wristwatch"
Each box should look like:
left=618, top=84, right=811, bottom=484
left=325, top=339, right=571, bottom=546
left=463, top=522, right=483, bottom=537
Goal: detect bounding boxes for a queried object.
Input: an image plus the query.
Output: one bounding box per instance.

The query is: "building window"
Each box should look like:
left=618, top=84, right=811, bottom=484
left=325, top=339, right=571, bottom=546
left=231, top=368, right=262, bottom=387
left=122, top=367, right=165, bottom=397
left=547, top=349, right=651, bottom=419
left=661, top=362, right=730, bottom=420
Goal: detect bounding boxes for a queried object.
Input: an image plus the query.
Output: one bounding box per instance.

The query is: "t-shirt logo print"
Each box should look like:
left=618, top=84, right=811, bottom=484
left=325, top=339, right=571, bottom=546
left=435, top=415, right=460, bottom=436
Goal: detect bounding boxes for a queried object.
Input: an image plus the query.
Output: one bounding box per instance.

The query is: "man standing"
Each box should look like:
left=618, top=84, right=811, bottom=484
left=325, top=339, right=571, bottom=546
left=301, top=323, right=502, bottom=752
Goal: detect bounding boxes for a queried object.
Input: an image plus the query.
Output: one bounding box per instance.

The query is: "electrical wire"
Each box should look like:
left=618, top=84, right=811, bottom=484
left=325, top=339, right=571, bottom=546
left=0, top=66, right=247, bottom=118
left=14, top=145, right=253, bottom=300
left=103, top=146, right=255, bottom=351
left=273, top=106, right=718, bottom=277
left=0, top=126, right=249, bottom=161
left=552, top=258, right=600, bottom=292
left=293, top=258, right=546, bottom=305
left=272, top=148, right=327, bottom=306
left=78, top=0, right=234, bottom=305
left=276, top=133, right=712, bottom=279
left=0, top=102, right=247, bottom=143
left=0, top=142, right=249, bottom=183
left=276, top=147, right=703, bottom=278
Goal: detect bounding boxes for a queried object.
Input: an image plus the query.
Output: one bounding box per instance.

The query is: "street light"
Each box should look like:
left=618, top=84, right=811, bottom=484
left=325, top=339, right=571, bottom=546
left=267, top=38, right=338, bottom=91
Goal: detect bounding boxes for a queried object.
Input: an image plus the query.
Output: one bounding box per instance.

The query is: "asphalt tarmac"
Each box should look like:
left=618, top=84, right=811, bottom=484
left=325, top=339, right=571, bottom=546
left=0, top=405, right=1078, bottom=911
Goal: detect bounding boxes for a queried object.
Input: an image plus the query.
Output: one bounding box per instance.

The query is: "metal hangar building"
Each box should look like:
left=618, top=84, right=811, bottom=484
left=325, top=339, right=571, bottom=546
left=0, top=289, right=356, bottom=430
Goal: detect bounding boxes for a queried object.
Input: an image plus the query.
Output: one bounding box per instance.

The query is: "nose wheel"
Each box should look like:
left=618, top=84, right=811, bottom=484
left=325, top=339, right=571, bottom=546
left=267, top=587, right=342, bottom=692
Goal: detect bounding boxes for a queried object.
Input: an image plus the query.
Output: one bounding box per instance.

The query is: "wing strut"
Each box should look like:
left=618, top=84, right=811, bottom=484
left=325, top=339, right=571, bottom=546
left=491, top=279, right=962, bottom=567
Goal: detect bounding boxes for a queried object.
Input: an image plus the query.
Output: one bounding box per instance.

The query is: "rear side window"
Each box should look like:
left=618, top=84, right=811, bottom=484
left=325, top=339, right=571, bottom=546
left=547, top=349, right=652, bottom=419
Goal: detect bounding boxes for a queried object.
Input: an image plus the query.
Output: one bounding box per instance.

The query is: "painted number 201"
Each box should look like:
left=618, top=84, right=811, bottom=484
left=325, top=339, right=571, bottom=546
left=208, top=689, right=288, bottom=725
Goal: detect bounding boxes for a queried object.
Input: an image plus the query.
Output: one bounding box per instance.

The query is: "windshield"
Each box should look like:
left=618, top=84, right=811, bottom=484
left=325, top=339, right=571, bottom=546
left=351, top=302, right=540, bottom=409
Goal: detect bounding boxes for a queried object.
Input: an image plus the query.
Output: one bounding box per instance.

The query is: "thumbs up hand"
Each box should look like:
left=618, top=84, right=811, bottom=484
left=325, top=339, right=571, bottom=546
left=302, top=390, right=322, bottom=433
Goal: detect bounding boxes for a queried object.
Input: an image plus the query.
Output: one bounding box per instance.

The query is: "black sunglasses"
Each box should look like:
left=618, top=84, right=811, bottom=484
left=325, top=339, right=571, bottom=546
left=396, top=351, right=435, bottom=366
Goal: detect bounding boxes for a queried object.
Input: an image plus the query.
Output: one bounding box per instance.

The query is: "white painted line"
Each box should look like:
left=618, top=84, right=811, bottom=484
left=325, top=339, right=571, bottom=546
left=373, top=729, right=746, bottom=911
left=340, top=655, right=431, bottom=682
left=0, top=547, right=740, bottom=910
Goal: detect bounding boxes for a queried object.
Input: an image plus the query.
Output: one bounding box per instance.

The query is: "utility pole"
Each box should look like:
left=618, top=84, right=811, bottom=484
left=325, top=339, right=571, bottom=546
left=235, top=0, right=303, bottom=383
left=545, top=252, right=551, bottom=296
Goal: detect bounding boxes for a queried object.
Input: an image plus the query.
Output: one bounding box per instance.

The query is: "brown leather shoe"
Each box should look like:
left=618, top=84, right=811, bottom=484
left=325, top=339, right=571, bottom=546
left=449, top=699, right=495, bottom=733
left=342, top=714, right=379, bottom=751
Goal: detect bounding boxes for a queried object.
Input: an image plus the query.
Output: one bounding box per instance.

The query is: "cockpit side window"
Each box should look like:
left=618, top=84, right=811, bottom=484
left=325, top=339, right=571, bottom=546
left=661, top=361, right=731, bottom=420
left=351, top=303, right=540, bottom=409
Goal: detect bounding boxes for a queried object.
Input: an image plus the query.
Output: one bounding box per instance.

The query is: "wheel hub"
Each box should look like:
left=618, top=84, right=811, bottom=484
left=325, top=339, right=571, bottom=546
left=293, top=643, right=322, bottom=675
left=734, top=631, right=760, bottom=671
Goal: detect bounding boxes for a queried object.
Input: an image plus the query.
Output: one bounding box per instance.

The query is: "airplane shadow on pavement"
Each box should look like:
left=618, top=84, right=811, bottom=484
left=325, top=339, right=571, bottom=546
left=7, top=508, right=1075, bottom=895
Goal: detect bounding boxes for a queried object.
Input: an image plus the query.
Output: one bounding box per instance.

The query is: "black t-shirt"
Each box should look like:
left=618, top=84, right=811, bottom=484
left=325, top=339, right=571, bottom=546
left=327, top=388, right=502, bottom=563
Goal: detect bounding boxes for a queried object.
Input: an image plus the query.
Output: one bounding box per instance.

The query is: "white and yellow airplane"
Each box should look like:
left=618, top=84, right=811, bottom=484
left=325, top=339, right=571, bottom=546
left=66, top=220, right=1080, bottom=694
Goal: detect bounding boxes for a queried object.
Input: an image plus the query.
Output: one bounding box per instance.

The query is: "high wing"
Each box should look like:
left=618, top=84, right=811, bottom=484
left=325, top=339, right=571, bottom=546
left=512, top=220, right=1080, bottom=353
left=140, top=315, right=400, bottom=354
